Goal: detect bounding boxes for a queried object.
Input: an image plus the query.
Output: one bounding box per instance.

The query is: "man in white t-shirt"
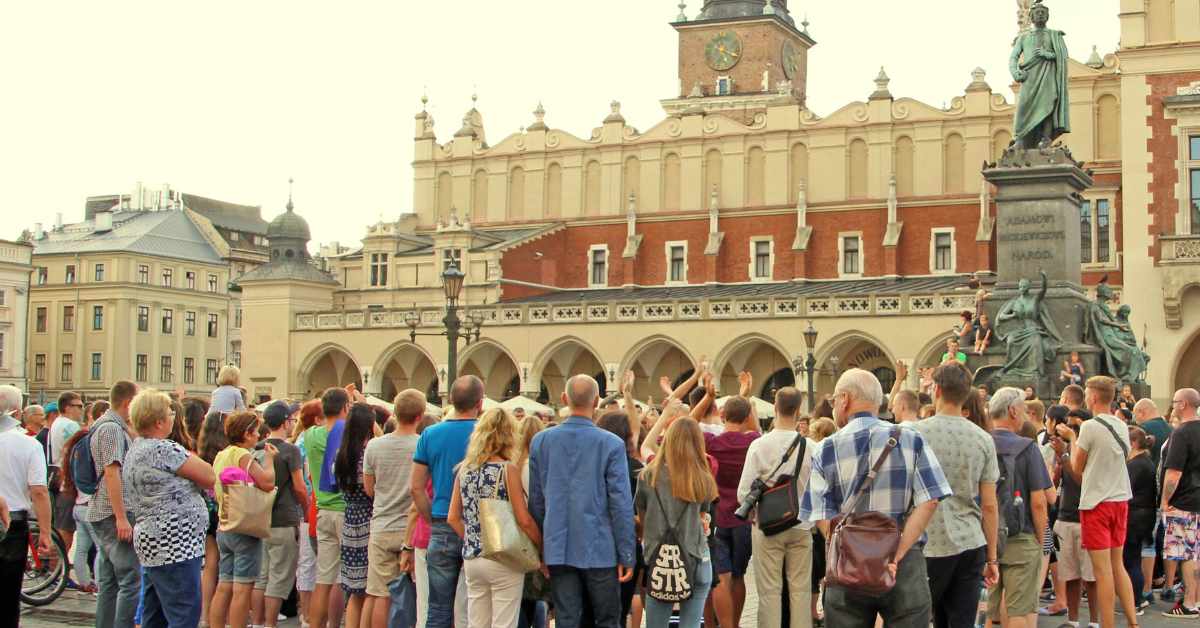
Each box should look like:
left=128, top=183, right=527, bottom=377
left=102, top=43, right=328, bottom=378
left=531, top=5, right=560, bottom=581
left=1056, top=376, right=1136, bottom=628
left=0, top=384, right=53, bottom=620
left=48, top=391, right=83, bottom=554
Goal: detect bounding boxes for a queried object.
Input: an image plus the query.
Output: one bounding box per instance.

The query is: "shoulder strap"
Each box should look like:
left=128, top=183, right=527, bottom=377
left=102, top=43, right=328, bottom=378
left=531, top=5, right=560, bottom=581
left=765, top=433, right=805, bottom=481
left=1096, top=417, right=1130, bottom=458
left=651, top=483, right=690, bottom=535
left=840, top=426, right=903, bottom=517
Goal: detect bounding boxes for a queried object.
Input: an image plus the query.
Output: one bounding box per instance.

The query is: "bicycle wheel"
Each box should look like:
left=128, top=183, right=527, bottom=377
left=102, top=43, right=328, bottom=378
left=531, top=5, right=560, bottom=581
left=21, top=529, right=69, bottom=607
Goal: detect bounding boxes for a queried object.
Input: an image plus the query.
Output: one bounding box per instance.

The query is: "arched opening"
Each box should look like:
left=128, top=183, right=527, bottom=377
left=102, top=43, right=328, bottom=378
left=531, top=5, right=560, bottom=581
left=663, top=153, right=681, bottom=211
left=545, top=163, right=563, bottom=218
left=790, top=143, right=809, bottom=203
left=1097, top=95, right=1121, bottom=160
left=459, top=341, right=521, bottom=401
left=621, top=337, right=696, bottom=401
left=848, top=139, right=868, bottom=199
left=508, top=166, right=525, bottom=221
left=472, top=170, right=489, bottom=222
left=1172, top=286, right=1200, bottom=391
left=436, top=171, right=453, bottom=224
left=993, top=130, right=1013, bottom=163
left=584, top=160, right=602, bottom=215
left=375, top=343, right=439, bottom=405
left=944, top=133, right=965, bottom=194
left=894, top=136, right=915, bottom=197
left=303, top=346, right=363, bottom=400
left=623, top=156, right=641, bottom=205
left=535, top=338, right=607, bottom=405
left=816, top=333, right=895, bottom=400
left=704, top=149, right=723, bottom=206
left=746, top=146, right=766, bottom=207
left=715, top=336, right=794, bottom=403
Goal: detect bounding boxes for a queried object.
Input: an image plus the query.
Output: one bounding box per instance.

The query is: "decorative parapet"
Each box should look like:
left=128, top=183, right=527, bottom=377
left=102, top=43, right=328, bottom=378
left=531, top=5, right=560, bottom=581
left=294, top=290, right=975, bottom=330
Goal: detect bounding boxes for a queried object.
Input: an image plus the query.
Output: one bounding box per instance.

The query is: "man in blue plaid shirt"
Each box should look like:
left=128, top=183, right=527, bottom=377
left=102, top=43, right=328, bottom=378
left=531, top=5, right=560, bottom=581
left=800, top=369, right=951, bottom=628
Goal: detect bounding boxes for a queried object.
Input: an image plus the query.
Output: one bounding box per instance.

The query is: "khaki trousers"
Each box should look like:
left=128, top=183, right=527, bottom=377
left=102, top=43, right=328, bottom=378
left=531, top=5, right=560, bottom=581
left=751, top=524, right=813, bottom=628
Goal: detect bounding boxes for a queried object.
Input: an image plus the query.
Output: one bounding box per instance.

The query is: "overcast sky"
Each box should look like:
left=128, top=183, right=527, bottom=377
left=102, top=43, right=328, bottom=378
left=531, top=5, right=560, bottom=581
left=2, top=1, right=1119, bottom=246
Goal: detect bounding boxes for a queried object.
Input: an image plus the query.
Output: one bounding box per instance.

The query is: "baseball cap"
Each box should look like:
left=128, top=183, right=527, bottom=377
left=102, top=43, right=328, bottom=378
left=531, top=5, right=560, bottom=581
left=44, top=401, right=59, bottom=413
left=263, top=400, right=297, bottom=429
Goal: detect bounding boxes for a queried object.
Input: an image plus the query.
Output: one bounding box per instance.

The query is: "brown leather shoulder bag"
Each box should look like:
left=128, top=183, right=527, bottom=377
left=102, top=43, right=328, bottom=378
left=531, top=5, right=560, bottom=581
left=825, top=426, right=903, bottom=596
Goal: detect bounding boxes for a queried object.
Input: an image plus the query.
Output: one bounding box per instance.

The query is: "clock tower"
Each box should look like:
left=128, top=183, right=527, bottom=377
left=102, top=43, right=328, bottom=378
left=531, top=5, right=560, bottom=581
left=664, top=0, right=815, bottom=119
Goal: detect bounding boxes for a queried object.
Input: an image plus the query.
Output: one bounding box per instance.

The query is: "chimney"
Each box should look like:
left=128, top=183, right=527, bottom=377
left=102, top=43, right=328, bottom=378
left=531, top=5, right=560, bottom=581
left=33, top=223, right=44, bottom=240
left=94, top=211, right=113, bottom=233
left=135, top=181, right=144, bottom=210
left=54, top=212, right=63, bottom=231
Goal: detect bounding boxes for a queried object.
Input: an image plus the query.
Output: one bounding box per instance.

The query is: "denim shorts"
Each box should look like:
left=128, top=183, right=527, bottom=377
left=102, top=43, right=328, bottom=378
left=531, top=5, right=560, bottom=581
left=216, top=530, right=263, bottom=584
left=712, top=524, right=753, bottom=577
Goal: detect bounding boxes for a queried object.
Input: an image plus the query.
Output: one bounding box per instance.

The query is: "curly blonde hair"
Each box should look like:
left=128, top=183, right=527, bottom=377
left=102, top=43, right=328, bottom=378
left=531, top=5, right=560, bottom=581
left=461, top=408, right=518, bottom=470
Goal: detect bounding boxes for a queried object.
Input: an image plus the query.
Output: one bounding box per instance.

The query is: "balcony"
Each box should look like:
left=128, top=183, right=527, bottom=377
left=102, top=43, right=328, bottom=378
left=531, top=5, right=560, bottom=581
left=1161, top=235, right=1200, bottom=264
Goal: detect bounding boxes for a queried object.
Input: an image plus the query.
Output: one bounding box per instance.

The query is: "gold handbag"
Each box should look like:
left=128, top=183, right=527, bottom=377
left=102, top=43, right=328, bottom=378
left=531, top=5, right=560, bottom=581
left=477, top=467, right=540, bottom=573
left=218, top=455, right=277, bottom=540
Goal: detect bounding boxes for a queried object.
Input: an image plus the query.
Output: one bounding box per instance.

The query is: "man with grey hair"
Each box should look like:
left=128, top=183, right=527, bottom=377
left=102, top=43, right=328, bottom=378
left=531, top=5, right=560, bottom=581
left=988, top=386, right=1052, bottom=628
left=800, top=368, right=951, bottom=628
left=0, top=384, right=52, bottom=620
left=529, top=374, right=635, bottom=628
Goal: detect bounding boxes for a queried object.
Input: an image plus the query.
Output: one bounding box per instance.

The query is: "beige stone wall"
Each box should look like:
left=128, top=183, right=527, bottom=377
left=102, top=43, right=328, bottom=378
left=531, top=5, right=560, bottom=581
left=0, top=241, right=32, bottom=391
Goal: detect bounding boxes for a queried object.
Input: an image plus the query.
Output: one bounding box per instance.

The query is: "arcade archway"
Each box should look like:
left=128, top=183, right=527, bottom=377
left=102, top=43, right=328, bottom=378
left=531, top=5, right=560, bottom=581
left=301, top=344, right=363, bottom=400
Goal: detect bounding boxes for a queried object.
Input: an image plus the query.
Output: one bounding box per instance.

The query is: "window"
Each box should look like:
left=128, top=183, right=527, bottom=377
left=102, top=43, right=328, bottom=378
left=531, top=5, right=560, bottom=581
left=1096, top=199, right=1111, bottom=263
left=92, top=305, right=103, bottom=330
left=62, top=305, right=74, bottom=332
left=34, top=354, right=45, bottom=381
left=160, top=356, right=173, bottom=383
left=233, top=350, right=242, bottom=367
left=60, top=354, right=73, bottom=382
left=207, top=274, right=218, bottom=293
left=186, top=272, right=196, bottom=290
left=161, top=268, right=173, bottom=287
left=1079, top=198, right=1114, bottom=265
left=840, top=234, right=863, bottom=276
left=0, top=289, right=5, bottom=306
left=138, top=265, right=149, bottom=284
left=161, top=309, right=173, bottom=334
left=0, top=333, right=4, bottom=367
left=90, top=353, right=102, bottom=381
left=1080, top=200, right=1093, bottom=263
left=666, top=242, right=688, bottom=284
left=183, top=358, right=195, bottom=385
left=65, top=265, right=76, bottom=284
left=588, top=246, right=608, bottom=288
left=370, top=253, right=389, bottom=287
left=234, top=308, right=242, bottom=329
left=206, top=360, right=219, bottom=385
left=137, top=306, right=150, bottom=332
left=136, top=354, right=148, bottom=382
left=441, top=249, right=463, bottom=273
left=229, top=231, right=240, bottom=242
left=35, top=307, right=46, bottom=333
left=207, top=313, right=219, bottom=338
left=931, top=229, right=956, bottom=273
left=751, top=239, right=773, bottom=280
left=716, top=76, right=732, bottom=96
left=94, top=263, right=105, bottom=282
left=185, top=311, right=196, bottom=336
left=36, top=267, right=47, bottom=285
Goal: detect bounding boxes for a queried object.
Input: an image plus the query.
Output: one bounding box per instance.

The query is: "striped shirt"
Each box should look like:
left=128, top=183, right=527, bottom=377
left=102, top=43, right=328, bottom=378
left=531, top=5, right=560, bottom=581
left=800, top=414, right=951, bottom=525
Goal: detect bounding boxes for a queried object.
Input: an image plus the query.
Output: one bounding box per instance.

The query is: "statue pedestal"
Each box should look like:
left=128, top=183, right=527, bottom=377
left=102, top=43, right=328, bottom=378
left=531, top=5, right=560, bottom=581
left=974, top=148, right=1115, bottom=399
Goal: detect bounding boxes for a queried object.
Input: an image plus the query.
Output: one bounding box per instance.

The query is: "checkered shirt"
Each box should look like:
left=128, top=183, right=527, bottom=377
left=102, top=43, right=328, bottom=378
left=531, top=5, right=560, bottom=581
left=800, top=414, right=951, bottom=524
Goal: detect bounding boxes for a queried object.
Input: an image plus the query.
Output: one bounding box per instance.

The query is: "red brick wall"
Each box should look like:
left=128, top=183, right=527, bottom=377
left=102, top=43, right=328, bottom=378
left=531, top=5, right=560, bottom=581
left=676, top=20, right=807, bottom=101
left=1146, top=72, right=1200, bottom=261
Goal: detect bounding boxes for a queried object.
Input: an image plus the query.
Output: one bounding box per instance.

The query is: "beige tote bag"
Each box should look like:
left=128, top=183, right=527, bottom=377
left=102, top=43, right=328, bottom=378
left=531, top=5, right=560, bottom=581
left=477, top=467, right=540, bottom=573
left=218, top=455, right=277, bottom=540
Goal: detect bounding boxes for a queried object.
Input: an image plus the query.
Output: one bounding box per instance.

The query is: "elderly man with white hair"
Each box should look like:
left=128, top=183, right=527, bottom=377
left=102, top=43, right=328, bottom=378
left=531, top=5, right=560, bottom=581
left=0, top=384, right=53, bottom=621
left=799, top=368, right=951, bottom=628
left=986, top=386, right=1052, bottom=628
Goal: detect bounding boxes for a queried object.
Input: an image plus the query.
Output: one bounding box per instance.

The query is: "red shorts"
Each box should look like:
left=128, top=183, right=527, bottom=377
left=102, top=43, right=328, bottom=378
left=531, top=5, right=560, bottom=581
left=1080, top=500, right=1129, bottom=551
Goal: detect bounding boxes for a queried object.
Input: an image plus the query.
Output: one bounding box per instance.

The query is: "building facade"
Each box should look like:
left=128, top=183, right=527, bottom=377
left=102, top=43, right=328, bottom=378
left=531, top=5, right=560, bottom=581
left=238, top=0, right=1197, bottom=405
left=0, top=240, right=33, bottom=393
left=26, top=186, right=267, bottom=400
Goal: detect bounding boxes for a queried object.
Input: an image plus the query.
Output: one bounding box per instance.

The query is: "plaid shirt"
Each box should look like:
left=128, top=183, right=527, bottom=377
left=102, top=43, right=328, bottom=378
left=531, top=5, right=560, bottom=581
left=801, top=414, right=951, bottom=524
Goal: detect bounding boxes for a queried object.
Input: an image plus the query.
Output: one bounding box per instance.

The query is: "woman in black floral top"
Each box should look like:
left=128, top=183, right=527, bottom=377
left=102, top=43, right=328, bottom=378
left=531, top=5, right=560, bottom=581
left=123, top=389, right=216, bottom=628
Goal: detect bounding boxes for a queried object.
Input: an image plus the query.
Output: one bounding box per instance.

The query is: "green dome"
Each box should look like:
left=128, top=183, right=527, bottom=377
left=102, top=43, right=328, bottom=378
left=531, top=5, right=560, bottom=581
left=267, top=205, right=310, bottom=242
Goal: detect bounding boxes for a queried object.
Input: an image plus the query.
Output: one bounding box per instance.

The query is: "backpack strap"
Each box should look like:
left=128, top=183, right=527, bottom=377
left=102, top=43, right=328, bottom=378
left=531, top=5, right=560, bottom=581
left=840, top=426, right=903, bottom=518
left=1096, top=416, right=1130, bottom=458
left=651, top=484, right=690, bottom=535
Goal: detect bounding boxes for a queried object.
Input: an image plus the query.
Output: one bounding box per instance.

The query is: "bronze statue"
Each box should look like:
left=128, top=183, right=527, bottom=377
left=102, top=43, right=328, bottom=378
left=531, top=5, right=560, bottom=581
left=995, top=270, right=1062, bottom=381
left=1009, top=1, right=1071, bottom=149
left=1085, top=284, right=1150, bottom=383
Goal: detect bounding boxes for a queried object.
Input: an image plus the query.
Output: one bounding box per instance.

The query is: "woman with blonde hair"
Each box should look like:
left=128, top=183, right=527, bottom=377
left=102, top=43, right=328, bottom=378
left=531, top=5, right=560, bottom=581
left=636, top=418, right=717, bottom=628
left=808, top=417, right=837, bottom=442
left=122, top=389, right=216, bottom=627
left=448, top=408, right=543, bottom=628
left=211, top=364, right=247, bottom=414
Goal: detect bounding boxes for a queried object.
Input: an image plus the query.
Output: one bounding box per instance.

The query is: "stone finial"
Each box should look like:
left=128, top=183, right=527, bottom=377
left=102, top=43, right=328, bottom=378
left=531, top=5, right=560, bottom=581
left=887, top=174, right=898, bottom=223
left=676, top=1, right=688, bottom=21
left=801, top=14, right=810, bottom=34
left=287, top=177, right=295, bottom=212
left=626, top=193, right=637, bottom=238
left=1087, top=45, right=1104, bottom=68
left=528, top=102, right=547, bottom=131
left=795, top=181, right=808, bottom=226
left=604, top=100, right=625, bottom=123
left=421, top=93, right=428, bottom=112
left=870, top=66, right=892, bottom=100
left=966, top=67, right=991, bottom=92
left=689, top=82, right=705, bottom=98
left=763, top=0, right=776, bottom=15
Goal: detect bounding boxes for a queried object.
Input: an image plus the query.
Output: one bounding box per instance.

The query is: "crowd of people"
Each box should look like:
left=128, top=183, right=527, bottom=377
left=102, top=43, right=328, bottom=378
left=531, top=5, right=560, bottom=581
left=0, top=357, right=1193, bottom=628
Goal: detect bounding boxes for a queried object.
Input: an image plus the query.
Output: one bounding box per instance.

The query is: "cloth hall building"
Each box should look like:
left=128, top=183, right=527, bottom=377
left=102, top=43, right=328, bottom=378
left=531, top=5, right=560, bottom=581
left=236, top=0, right=1200, bottom=406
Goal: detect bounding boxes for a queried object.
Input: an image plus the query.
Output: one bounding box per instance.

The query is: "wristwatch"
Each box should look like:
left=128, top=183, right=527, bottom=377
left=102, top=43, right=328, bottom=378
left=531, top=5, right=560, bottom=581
left=401, top=546, right=414, bottom=553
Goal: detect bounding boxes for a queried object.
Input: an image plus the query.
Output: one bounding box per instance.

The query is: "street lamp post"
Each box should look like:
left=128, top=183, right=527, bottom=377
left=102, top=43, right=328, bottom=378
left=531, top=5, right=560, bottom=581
left=403, top=265, right=483, bottom=394
left=802, top=322, right=819, bottom=413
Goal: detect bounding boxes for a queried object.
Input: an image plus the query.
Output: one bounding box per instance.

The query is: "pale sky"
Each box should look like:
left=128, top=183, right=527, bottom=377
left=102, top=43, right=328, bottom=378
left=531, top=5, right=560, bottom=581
left=2, top=1, right=1119, bottom=246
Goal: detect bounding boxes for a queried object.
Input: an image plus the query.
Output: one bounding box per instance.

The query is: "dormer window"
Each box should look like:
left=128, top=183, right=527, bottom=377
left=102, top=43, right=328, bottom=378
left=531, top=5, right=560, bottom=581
left=716, top=77, right=733, bottom=96
left=442, top=248, right=463, bottom=272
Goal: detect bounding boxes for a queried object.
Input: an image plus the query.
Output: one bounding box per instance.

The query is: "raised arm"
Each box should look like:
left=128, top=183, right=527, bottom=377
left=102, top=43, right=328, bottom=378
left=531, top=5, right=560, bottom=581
left=621, top=370, right=641, bottom=440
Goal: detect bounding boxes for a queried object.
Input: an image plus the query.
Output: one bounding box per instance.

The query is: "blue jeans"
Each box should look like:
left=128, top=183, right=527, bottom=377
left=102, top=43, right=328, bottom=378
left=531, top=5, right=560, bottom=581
left=72, top=505, right=97, bottom=587
left=139, top=556, right=203, bottom=628
left=549, top=565, right=623, bottom=628
left=216, top=530, right=263, bottom=584
left=425, top=520, right=463, bottom=628
left=518, top=599, right=548, bottom=628
left=387, top=572, right=417, bottom=628
left=644, top=560, right=714, bottom=628
left=93, top=516, right=142, bottom=628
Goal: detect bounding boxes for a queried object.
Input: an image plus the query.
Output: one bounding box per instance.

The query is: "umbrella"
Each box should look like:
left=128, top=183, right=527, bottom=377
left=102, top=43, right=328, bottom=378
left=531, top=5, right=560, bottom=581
left=499, top=396, right=555, bottom=416
left=716, top=395, right=775, bottom=419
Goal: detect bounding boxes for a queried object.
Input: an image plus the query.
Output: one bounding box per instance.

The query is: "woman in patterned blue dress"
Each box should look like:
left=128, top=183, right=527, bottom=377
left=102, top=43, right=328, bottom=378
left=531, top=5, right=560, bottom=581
left=335, top=403, right=377, bottom=628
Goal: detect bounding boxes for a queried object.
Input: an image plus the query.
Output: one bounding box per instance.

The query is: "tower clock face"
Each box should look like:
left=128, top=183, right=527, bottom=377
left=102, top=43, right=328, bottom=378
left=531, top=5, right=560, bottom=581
left=782, top=40, right=800, bottom=80
left=705, top=32, right=743, bottom=71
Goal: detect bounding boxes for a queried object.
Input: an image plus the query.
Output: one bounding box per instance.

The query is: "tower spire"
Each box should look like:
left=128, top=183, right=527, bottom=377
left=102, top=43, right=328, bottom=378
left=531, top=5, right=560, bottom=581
left=287, top=177, right=295, bottom=212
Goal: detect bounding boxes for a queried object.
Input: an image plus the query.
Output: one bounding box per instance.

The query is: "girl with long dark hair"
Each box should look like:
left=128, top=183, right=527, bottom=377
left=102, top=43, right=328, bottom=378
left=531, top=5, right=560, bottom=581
left=335, top=402, right=378, bottom=628
left=196, top=408, right=228, bottom=622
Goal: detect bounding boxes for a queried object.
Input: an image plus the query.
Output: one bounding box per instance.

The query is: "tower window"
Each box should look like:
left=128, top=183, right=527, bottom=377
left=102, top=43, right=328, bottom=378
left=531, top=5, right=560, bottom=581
left=716, top=76, right=733, bottom=96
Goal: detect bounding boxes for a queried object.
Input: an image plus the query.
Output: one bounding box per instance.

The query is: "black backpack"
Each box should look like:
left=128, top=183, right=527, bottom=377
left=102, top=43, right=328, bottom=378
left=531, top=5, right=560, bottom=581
left=994, top=436, right=1035, bottom=556
left=645, top=489, right=698, bottom=603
